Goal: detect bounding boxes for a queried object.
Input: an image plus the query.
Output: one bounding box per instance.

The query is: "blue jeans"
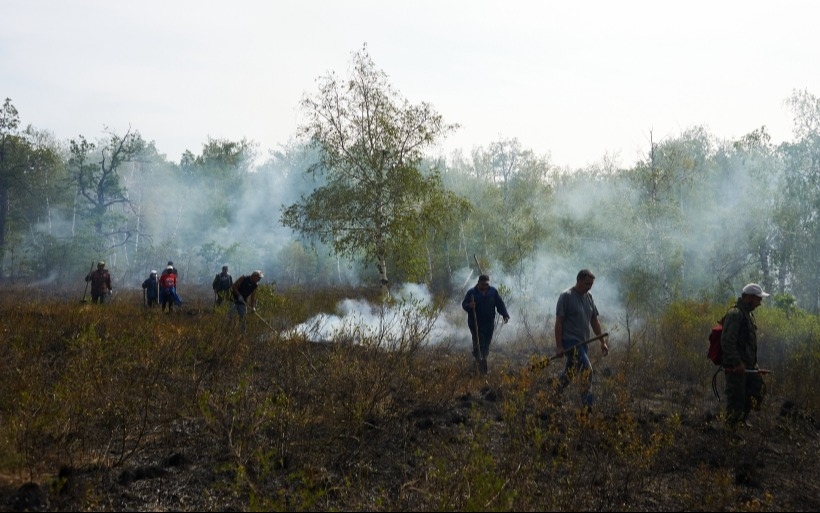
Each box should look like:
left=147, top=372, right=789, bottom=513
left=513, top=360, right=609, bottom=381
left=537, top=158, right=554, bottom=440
left=228, top=301, right=248, bottom=331
left=558, top=339, right=595, bottom=408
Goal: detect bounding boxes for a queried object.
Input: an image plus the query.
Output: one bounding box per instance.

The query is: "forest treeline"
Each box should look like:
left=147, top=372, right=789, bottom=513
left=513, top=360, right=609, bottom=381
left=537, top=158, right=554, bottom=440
left=1, top=47, right=819, bottom=315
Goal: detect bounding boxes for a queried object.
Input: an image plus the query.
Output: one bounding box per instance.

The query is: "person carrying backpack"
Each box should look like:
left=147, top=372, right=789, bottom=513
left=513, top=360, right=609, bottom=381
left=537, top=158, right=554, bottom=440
left=721, top=282, right=769, bottom=429
left=159, top=266, right=178, bottom=313
left=162, top=262, right=183, bottom=306
left=212, top=265, right=233, bottom=306
left=85, top=261, right=112, bottom=304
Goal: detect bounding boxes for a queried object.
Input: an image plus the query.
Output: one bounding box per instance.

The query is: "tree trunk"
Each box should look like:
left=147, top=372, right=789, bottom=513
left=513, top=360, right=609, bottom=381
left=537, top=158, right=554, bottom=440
left=377, top=255, right=390, bottom=302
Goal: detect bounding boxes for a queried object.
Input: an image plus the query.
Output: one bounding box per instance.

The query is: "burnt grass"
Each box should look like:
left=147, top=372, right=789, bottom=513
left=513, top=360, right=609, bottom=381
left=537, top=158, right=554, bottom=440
left=1, top=286, right=819, bottom=512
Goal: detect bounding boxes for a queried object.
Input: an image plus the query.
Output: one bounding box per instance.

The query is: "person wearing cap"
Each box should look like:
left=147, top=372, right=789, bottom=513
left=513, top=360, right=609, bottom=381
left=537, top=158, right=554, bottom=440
left=229, top=270, right=264, bottom=330
left=141, top=270, right=159, bottom=308
left=721, top=282, right=770, bottom=429
left=85, top=261, right=112, bottom=304
left=161, top=262, right=182, bottom=306
left=159, top=265, right=179, bottom=313
left=212, top=265, right=234, bottom=307
left=461, top=273, right=510, bottom=375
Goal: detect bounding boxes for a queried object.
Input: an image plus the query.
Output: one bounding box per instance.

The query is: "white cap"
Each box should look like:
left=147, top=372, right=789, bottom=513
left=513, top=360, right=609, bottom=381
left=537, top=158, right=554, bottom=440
left=166, top=265, right=174, bottom=270
left=150, top=270, right=157, bottom=274
left=742, top=283, right=770, bottom=298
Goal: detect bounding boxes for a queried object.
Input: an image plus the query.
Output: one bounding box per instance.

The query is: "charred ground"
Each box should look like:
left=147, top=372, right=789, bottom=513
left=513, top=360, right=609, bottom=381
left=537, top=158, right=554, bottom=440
left=1, top=287, right=818, bottom=512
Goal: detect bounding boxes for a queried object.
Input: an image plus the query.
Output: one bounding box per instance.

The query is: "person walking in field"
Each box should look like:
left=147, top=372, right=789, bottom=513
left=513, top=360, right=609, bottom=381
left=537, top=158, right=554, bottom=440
left=212, top=265, right=233, bottom=307
left=142, top=270, right=159, bottom=308
left=461, top=274, right=510, bottom=375
left=721, top=282, right=769, bottom=429
left=554, top=269, right=608, bottom=410
left=85, top=261, right=112, bottom=304
left=159, top=265, right=178, bottom=313
left=161, top=262, right=182, bottom=306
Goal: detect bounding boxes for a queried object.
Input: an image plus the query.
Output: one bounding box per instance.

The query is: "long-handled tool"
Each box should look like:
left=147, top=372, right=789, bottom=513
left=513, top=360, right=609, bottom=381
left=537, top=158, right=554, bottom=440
left=253, top=309, right=277, bottom=331
left=473, top=254, right=483, bottom=275
left=529, top=332, right=609, bottom=371
left=471, top=294, right=481, bottom=364
left=711, top=367, right=771, bottom=401
left=80, top=261, right=94, bottom=303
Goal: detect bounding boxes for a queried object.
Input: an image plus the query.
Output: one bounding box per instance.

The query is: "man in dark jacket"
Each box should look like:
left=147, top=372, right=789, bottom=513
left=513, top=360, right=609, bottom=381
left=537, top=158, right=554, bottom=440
left=85, top=261, right=112, bottom=304
left=461, top=274, right=510, bottom=374
left=229, top=270, right=264, bottom=331
left=721, top=282, right=769, bottom=428
left=142, top=270, right=159, bottom=308
left=212, top=265, right=233, bottom=306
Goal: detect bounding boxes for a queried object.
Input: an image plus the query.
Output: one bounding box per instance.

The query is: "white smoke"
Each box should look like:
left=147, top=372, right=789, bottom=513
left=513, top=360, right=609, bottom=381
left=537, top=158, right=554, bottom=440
left=286, top=282, right=467, bottom=346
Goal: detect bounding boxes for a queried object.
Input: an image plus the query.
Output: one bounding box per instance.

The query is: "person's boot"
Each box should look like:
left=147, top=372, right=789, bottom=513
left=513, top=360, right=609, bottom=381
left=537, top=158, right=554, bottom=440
left=479, top=358, right=488, bottom=375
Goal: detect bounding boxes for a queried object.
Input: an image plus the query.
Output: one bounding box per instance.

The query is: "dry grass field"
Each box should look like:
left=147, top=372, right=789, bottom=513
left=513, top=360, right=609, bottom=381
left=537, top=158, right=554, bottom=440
left=1, top=284, right=819, bottom=511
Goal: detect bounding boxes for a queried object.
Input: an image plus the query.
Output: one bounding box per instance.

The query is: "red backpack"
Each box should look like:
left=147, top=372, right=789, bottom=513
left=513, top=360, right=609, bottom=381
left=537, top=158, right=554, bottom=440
left=707, top=320, right=724, bottom=365
left=707, top=309, right=749, bottom=366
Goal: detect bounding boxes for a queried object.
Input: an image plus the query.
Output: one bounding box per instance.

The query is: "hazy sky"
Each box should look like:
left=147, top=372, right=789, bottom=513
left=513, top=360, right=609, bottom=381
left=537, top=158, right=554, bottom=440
left=3, top=0, right=819, bottom=169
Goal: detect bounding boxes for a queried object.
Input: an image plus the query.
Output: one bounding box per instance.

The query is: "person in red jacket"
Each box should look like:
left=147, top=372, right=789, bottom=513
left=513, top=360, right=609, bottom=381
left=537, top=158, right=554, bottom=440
left=159, top=265, right=178, bottom=313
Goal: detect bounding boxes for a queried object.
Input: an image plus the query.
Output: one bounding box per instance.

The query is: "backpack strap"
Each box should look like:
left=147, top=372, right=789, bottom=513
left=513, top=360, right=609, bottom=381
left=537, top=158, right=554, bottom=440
left=723, top=306, right=751, bottom=367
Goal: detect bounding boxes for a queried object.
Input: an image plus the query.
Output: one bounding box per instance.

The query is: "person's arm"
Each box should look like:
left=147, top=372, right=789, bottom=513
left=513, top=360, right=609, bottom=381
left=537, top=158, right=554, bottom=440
left=591, top=316, right=607, bottom=356
left=554, top=315, right=564, bottom=355
left=461, top=291, right=472, bottom=312
left=495, top=290, right=510, bottom=323
left=212, top=275, right=219, bottom=290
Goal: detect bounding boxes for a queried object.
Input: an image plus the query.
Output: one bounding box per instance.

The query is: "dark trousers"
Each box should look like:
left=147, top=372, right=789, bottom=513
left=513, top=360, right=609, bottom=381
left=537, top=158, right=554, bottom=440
left=469, top=324, right=494, bottom=360
left=725, top=370, right=766, bottom=426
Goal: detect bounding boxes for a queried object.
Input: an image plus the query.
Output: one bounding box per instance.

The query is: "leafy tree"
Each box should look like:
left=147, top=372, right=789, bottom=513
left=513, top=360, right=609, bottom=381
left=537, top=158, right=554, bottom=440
left=68, top=128, right=145, bottom=242
left=776, top=89, right=820, bottom=312
left=176, top=137, right=257, bottom=257
left=471, top=139, right=554, bottom=277
left=0, top=98, right=64, bottom=278
left=619, top=128, right=712, bottom=307
left=715, top=126, right=779, bottom=295
left=282, top=44, right=463, bottom=298
left=0, top=98, right=22, bottom=257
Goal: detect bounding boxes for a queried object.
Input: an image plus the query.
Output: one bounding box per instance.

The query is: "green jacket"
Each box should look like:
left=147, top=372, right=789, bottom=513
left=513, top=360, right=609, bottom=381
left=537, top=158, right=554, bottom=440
left=720, top=298, right=758, bottom=368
